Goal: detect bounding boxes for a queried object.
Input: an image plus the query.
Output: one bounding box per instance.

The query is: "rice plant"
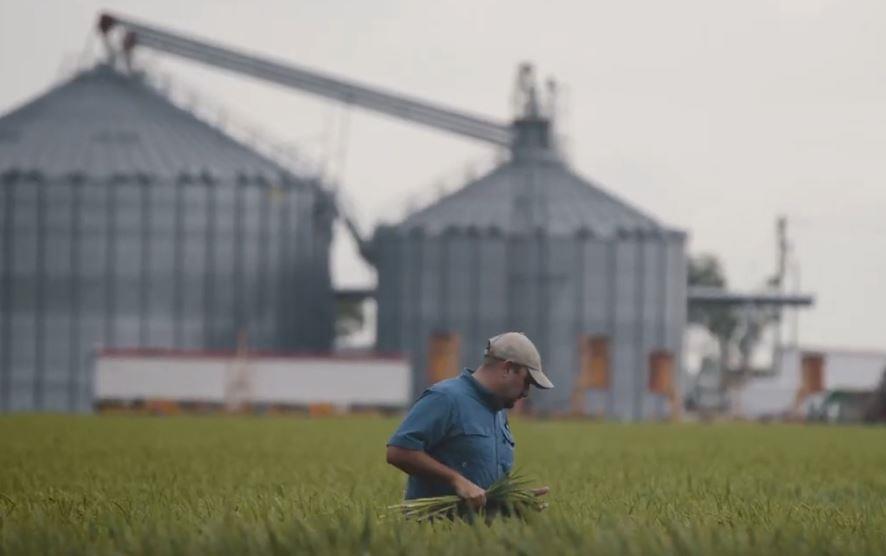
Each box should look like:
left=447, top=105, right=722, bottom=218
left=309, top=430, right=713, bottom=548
left=388, top=471, right=546, bottom=522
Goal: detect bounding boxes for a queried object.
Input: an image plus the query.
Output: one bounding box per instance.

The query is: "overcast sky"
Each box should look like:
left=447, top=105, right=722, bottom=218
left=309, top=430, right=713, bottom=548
left=1, top=0, right=884, bottom=352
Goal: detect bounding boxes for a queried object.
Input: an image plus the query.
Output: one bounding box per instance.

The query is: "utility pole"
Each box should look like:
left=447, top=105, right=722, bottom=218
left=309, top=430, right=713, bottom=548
left=772, top=216, right=788, bottom=373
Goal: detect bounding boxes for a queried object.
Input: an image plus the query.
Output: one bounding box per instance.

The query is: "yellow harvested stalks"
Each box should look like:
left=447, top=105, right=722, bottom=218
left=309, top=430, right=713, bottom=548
left=387, top=472, right=546, bottom=523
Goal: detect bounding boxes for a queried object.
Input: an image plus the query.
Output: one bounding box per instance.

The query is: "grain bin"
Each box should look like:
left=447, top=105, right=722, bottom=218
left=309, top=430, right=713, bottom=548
left=0, top=64, right=334, bottom=412
left=371, top=111, right=686, bottom=420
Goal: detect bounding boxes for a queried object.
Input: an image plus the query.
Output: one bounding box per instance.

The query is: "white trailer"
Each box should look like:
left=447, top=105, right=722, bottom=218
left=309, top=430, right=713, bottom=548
left=94, top=349, right=412, bottom=411
left=737, top=347, right=886, bottom=419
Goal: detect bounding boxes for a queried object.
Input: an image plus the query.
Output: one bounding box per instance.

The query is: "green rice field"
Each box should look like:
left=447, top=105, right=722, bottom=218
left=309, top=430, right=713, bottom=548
left=1, top=415, right=885, bottom=555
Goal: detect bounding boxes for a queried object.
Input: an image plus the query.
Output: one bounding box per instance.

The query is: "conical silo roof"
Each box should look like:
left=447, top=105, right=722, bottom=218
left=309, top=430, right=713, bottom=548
left=401, top=121, right=669, bottom=238
left=0, top=64, right=301, bottom=183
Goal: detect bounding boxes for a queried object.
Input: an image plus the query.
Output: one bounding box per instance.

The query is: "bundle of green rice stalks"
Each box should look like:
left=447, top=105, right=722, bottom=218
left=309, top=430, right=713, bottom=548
left=387, top=472, right=547, bottom=523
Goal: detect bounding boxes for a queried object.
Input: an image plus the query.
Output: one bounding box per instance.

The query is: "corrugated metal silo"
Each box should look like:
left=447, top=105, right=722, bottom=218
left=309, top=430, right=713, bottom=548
left=372, top=116, right=686, bottom=420
left=0, top=64, right=334, bottom=412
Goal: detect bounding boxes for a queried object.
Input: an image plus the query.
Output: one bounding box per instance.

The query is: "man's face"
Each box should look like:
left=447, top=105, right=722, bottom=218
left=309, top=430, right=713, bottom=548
left=500, top=362, right=534, bottom=409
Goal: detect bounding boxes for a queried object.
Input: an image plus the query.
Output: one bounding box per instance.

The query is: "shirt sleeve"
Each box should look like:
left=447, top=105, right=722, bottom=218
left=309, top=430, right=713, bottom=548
left=387, top=390, right=455, bottom=451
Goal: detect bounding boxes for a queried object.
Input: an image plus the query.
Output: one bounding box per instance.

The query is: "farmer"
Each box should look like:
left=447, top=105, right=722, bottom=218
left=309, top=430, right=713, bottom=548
left=386, top=332, right=553, bottom=511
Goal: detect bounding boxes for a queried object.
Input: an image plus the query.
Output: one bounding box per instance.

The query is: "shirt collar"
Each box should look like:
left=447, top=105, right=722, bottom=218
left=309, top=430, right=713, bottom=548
left=460, top=368, right=502, bottom=411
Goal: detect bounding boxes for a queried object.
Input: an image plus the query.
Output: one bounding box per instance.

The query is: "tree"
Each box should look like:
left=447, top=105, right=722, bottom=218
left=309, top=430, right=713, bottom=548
left=864, top=367, right=886, bottom=423
left=335, top=298, right=365, bottom=339
left=688, top=253, right=782, bottom=399
left=688, top=254, right=739, bottom=375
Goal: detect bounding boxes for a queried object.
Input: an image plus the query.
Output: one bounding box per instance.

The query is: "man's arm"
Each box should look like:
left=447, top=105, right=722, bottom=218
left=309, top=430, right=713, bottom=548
left=386, top=446, right=486, bottom=509
left=386, top=390, right=487, bottom=510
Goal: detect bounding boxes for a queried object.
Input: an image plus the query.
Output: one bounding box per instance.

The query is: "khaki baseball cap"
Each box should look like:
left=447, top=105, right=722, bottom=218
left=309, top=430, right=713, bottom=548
left=484, top=332, right=554, bottom=389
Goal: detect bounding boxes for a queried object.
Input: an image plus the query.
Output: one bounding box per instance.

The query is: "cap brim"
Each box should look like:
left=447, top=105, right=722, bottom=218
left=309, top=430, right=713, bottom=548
left=528, top=367, right=554, bottom=389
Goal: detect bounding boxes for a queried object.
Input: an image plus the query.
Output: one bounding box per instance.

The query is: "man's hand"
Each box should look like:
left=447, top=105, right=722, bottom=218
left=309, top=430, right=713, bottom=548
left=531, top=486, right=550, bottom=510
left=451, top=474, right=486, bottom=511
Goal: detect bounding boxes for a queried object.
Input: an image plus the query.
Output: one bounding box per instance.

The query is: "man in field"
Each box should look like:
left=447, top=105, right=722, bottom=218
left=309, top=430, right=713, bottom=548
left=386, top=332, right=553, bottom=511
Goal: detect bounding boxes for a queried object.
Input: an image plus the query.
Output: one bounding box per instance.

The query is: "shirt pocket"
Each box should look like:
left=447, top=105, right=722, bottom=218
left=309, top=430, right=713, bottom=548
left=456, top=422, right=494, bottom=466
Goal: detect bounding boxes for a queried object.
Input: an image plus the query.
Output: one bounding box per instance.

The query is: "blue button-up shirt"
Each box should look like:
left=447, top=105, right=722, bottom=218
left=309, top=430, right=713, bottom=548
left=387, top=368, right=516, bottom=500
